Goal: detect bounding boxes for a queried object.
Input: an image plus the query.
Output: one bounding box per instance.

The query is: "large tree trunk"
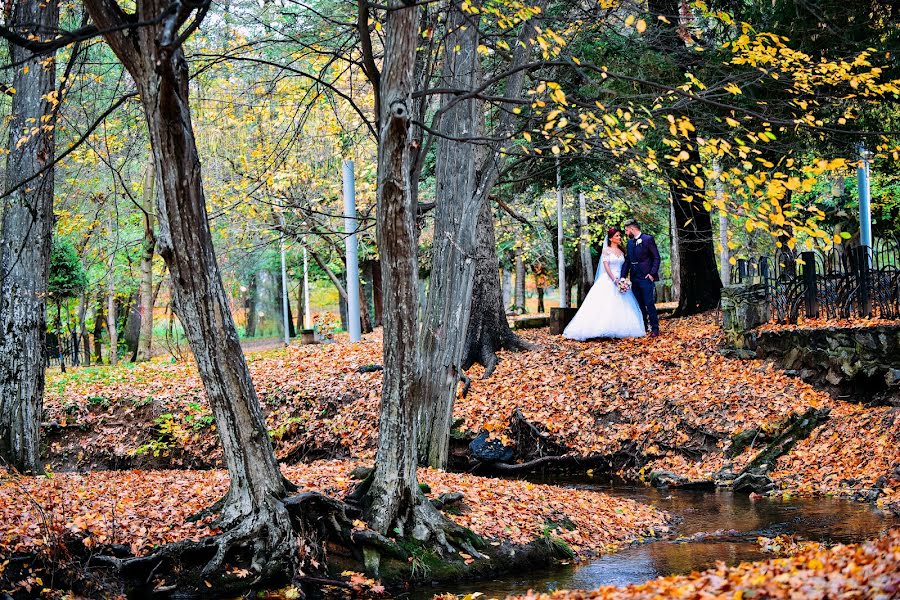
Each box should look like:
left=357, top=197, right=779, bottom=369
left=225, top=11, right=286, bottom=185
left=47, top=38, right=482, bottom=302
left=364, top=0, right=423, bottom=539
left=416, top=5, right=483, bottom=469
left=357, top=0, right=476, bottom=564
left=84, top=0, right=294, bottom=575
left=672, top=178, right=722, bottom=315
left=463, top=202, right=530, bottom=375
left=415, top=0, right=543, bottom=469
left=647, top=0, right=721, bottom=316
left=0, top=0, right=59, bottom=474
left=136, top=163, right=156, bottom=361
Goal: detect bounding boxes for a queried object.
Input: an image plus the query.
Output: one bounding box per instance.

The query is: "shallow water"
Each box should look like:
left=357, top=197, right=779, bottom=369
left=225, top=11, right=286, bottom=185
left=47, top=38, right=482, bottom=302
left=405, top=481, right=897, bottom=599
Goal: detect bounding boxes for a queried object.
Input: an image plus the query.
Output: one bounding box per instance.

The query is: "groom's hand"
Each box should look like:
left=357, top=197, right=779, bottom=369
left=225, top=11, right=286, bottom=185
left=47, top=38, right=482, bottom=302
left=645, top=274, right=654, bottom=281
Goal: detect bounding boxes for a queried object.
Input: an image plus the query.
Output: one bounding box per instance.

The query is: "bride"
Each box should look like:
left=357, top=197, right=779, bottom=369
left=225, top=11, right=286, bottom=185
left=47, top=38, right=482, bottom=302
left=563, top=227, right=646, bottom=340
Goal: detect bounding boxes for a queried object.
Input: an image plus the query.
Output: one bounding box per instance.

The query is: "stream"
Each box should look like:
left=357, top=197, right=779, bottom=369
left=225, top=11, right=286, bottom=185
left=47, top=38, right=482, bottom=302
left=406, top=480, right=897, bottom=599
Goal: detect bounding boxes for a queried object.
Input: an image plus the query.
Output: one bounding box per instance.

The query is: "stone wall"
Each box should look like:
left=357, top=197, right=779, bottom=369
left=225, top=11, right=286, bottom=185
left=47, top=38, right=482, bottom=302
left=720, top=283, right=900, bottom=403
left=755, top=325, right=900, bottom=403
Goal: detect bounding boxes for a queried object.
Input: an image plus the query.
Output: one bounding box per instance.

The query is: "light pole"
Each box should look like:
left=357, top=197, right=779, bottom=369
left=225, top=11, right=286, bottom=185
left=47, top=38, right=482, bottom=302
left=858, top=144, right=873, bottom=250
left=557, top=157, right=567, bottom=308
left=343, top=159, right=361, bottom=342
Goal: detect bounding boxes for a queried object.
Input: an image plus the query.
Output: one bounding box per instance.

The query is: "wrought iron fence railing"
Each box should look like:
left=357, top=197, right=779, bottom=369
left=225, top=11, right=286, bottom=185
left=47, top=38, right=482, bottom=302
left=730, top=236, right=900, bottom=323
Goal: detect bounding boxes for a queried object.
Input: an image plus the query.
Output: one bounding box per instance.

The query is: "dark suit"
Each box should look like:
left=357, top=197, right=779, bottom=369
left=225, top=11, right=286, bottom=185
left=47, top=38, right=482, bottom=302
left=621, top=233, right=661, bottom=333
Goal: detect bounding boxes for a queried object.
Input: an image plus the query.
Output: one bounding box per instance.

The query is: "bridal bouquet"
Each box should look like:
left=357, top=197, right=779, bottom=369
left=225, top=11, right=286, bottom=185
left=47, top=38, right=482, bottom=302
left=616, top=278, right=632, bottom=294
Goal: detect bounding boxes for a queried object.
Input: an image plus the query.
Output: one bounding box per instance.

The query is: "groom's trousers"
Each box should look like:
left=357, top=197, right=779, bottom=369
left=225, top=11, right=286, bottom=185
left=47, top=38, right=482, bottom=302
left=632, top=278, right=659, bottom=333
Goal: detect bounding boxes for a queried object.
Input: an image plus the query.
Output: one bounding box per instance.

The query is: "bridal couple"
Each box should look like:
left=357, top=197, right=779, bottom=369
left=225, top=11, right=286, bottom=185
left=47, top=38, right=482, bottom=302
left=564, top=219, right=661, bottom=340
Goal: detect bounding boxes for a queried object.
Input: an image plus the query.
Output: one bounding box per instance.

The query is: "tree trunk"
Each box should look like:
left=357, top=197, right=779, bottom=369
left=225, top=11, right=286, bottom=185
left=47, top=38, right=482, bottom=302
left=463, top=202, right=529, bottom=376
left=359, top=282, right=373, bottom=334
left=371, top=259, right=383, bottom=327
left=672, top=178, right=723, bottom=315
left=245, top=271, right=258, bottom=337
left=93, top=295, right=104, bottom=363
left=106, top=242, right=118, bottom=366
left=669, top=200, right=682, bottom=301
left=501, top=268, right=512, bottom=309
left=137, top=163, right=156, bottom=361
left=514, top=251, right=526, bottom=313
left=361, top=0, right=457, bottom=555
left=416, top=5, right=483, bottom=469
left=124, top=292, right=141, bottom=361
left=578, top=190, right=594, bottom=304
left=78, top=293, right=90, bottom=366
left=0, top=0, right=59, bottom=474
left=85, top=0, right=294, bottom=575
left=537, top=286, right=545, bottom=313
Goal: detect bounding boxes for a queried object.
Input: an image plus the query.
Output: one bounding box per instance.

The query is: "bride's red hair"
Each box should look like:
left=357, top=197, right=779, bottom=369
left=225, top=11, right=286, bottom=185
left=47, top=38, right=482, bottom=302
left=607, top=227, right=621, bottom=244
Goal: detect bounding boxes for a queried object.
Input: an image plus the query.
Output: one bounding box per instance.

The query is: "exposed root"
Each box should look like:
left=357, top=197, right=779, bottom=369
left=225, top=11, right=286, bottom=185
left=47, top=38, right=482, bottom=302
left=200, top=494, right=295, bottom=580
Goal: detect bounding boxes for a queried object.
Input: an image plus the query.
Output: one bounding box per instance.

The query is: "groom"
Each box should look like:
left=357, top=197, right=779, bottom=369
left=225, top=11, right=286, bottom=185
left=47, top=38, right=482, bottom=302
left=621, top=219, right=661, bottom=337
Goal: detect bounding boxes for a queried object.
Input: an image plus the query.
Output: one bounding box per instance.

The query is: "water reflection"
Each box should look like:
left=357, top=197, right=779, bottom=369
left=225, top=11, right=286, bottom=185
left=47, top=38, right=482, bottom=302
left=406, top=482, right=896, bottom=599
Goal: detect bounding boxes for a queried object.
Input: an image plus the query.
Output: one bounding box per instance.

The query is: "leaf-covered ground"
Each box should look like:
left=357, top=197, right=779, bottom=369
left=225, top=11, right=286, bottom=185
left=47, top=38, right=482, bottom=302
left=0, top=461, right=668, bottom=558
left=42, top=314, right=899, bottom=512
left=495, top=527, right=900, bottom=600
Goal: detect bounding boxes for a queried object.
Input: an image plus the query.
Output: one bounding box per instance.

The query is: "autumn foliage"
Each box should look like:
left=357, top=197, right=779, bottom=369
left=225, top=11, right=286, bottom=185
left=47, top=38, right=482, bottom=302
left=42, top=315, right=899, bottom=515
left=0, top=461, right=668, bottom=559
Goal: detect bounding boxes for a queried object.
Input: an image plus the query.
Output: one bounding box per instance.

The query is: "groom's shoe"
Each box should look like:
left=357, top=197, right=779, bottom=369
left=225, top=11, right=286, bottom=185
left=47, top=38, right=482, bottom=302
left=650, top=331, right=660, bottom=338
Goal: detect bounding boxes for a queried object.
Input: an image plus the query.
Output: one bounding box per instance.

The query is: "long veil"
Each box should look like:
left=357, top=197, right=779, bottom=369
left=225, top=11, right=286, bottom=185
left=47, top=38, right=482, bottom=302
left=595, top=233, right=611, bottom=281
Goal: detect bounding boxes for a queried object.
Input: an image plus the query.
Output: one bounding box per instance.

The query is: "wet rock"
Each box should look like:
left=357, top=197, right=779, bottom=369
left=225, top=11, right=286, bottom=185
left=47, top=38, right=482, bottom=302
left=649, top=470, right=688, bottom=488
left=469, top=432, right=514, bottom=463
left=733, top=468, right=775, bottom=493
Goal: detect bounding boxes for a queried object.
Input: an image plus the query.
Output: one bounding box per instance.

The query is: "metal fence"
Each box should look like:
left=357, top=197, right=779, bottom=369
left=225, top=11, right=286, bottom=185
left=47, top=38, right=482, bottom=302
left=731, top=237, right=900, bottom=323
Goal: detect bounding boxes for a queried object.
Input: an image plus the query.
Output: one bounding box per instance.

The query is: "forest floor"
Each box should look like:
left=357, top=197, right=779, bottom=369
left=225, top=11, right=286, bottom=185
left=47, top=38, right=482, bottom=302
left=0, top=461, right=668, bottom=561
left=5, top=312, right=899, bottom=596
left=41, top=313, right=900, bottom=514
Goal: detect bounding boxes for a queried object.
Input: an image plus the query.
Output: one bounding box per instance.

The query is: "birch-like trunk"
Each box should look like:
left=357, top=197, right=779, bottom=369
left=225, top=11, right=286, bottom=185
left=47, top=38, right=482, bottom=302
left=0, top=0, right=59, bottom=474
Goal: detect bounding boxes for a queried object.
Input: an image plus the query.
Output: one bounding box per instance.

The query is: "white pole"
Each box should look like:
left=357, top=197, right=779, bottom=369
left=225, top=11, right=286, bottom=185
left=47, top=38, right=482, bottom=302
left=278, top=212, right=290, bottom=347
left=343, top=159, right=362, bottom=342
left=302, top=245, right=312, bottom=329
left=858, top=144, right=873, bottom=250
left=557, top=158, right=567, bottom=308
left=578, top=190, right=593, bottom=285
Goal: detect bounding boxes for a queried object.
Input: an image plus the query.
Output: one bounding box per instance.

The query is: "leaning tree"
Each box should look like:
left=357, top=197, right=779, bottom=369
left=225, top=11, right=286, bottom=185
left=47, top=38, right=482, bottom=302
left=82, top=0, right=296, bottom=576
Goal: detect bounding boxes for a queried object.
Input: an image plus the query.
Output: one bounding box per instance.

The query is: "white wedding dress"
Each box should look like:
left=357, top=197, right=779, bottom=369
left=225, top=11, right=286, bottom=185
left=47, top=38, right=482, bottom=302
left=563, top=250, right=646, bottom=340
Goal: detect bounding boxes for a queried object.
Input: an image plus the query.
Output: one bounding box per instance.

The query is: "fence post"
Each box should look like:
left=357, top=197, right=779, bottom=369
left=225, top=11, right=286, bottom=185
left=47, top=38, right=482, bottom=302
left=759, top=256, right=769, bottom=281
left=801, top=251, right=818, bottom=319
left=856, top=245, right=872, bottom=317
